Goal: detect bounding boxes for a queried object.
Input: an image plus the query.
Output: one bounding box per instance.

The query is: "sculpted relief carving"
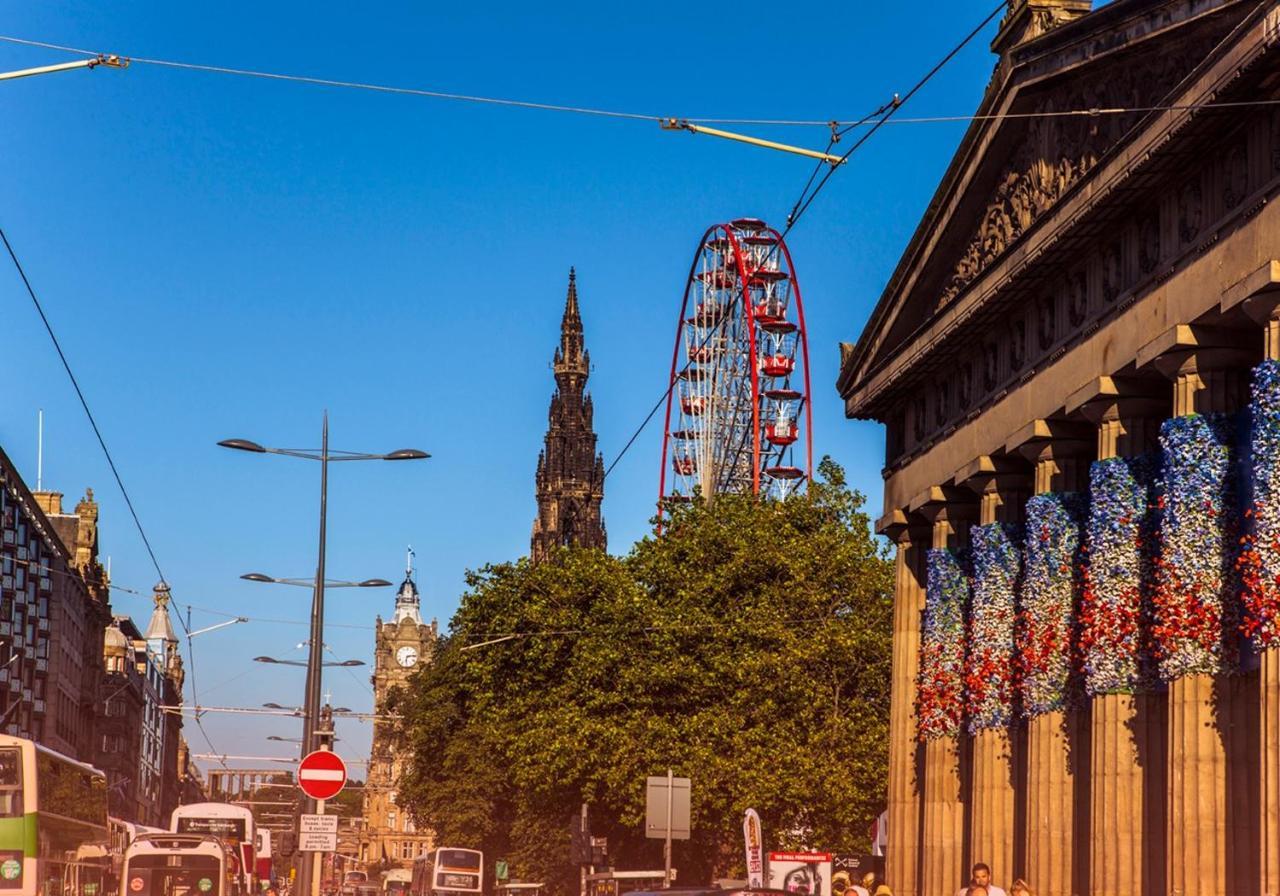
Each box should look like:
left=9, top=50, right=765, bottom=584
left=937, top=41, right=1214, bottom=310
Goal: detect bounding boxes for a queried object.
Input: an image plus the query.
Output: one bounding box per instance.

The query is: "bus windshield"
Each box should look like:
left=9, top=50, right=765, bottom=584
left=125, top=854, right=223, bottom=896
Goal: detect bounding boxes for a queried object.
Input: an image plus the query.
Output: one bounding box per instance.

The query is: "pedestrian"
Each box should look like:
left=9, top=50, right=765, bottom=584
left=966, top=888, right=988, bottom=896
left=872, top=886, right=893, bottom=896
left=955, top=863, right=1007, bottom=896
left=1009, top=881, right=1033, bottom=896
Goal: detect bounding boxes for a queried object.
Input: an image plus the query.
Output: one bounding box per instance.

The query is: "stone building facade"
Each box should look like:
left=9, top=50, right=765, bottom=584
left=0, top=446, right=110, bottom=759
left=531, top=269, right=607, bottom=562
left=360, top=559, right=437, bottom=868
left=838, top=2, right=1280, bottom=894
left=99, top=604, right=186, bottom=827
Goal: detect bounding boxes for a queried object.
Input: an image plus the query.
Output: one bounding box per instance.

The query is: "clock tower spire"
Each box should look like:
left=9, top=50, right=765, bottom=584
left=360, top=548, right=438, bottom=867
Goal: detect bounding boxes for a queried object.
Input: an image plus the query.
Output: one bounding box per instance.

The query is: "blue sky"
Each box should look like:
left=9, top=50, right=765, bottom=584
left=1, top=1, right=1011, bottom=769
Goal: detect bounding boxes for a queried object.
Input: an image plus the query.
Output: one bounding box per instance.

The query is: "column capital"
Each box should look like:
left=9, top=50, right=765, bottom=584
left=953, top=454, right=1030, bottom=493
left=909, top=485, right=976, bottom=549
left=1004, top=418, right=1094, bottom=458
left=1008, top=419, right=1095, bottom=493
left=877, top=507, right=932, bottom=544
left=1136, top=324, right=1255, bottom=379
left=1066, top=375, right=1168, bottom=424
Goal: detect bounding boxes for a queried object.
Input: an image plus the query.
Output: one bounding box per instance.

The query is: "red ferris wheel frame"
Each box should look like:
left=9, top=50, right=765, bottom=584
left=657, top=218, right=813, bottom=522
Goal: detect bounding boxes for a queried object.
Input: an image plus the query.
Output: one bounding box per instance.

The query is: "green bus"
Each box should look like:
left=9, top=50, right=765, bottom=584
left=0, top=735, right=110, bottom=896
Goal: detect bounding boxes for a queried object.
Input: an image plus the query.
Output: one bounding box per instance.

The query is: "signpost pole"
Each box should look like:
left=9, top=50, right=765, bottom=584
left=579, top=804, right=588, bottom=896
left=663, top=769, right=673, bottom=889
left=311, top=797, right=325, bottom=896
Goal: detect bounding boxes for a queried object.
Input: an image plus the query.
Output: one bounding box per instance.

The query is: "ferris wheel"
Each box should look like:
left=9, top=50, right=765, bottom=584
left=658, top=218, right=812, bottom=514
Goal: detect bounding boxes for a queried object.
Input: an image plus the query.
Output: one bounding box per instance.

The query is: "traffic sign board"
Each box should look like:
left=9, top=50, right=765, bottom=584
left=300, top=814, right=338, bottom=834
left=299, top=831, right=338, bottom=852
left=297, top=750, right=347, bottom=800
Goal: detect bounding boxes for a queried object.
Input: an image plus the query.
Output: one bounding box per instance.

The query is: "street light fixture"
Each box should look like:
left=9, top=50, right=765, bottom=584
left=254, top=656, right=365, bottom=668
left=268, top=735, right=339, bottom=744
left=262, top=702, right=351, bottom=714
left=222, top=414, right=426, bottom=896
left=241, top=573, right=393, bottom=588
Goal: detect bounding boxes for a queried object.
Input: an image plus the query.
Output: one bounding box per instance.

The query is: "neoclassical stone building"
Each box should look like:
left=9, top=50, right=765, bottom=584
left=838, top=1, right=1280, bottom=894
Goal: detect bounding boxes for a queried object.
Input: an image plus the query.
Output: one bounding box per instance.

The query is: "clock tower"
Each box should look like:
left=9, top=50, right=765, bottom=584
left=360, top=550, right=437, bottom=869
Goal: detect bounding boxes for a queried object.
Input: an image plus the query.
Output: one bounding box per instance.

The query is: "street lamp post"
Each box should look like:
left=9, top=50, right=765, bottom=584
left=220, top=413, right=427, bottom=896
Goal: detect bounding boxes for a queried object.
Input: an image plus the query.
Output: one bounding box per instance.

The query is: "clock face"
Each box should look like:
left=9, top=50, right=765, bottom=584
left=395, top=646, right=419, bottom=668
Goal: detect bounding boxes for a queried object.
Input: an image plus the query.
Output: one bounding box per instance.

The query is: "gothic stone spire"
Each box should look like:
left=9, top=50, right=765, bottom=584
left=532, top=268, right=607, bottom=563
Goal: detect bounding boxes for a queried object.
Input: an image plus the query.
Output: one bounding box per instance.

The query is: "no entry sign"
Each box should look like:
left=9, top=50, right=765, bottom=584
left=297, top=750, right=347, bottom=800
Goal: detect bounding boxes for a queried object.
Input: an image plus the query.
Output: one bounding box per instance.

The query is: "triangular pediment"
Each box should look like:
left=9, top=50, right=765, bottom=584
left=840, top=0, right=1250, bottom=404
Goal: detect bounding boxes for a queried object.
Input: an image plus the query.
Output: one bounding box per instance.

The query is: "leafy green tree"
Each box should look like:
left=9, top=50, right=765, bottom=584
left=396, top=459, right=892, bottom=893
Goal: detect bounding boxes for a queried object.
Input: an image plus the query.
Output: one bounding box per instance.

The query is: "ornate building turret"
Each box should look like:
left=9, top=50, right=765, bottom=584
left=144, top=581, right=184, bottom=692
left=531, top=268, right=607, bottom=563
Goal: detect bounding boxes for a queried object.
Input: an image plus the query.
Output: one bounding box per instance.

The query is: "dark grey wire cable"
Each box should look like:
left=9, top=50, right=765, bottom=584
left=1, top=224, right=227, bottom=767
left=604, top=1, right=1010, bottom=485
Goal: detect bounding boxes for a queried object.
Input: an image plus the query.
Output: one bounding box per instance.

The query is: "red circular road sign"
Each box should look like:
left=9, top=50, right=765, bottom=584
left=297, top=749, right=348, bottom=800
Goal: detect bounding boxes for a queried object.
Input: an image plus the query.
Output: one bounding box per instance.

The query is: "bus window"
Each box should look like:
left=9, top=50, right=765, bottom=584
left=0, top=748, right=19, bottom=818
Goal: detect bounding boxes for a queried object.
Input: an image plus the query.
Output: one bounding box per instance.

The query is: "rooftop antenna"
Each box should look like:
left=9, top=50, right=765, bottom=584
left=36, top=409, right=43, bottom=491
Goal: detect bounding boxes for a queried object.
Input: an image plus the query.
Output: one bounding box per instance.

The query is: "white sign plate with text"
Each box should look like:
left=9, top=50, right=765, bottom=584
left=299, top=831, right=337, bottom=852
left=300, top=814, right=338, bottom=834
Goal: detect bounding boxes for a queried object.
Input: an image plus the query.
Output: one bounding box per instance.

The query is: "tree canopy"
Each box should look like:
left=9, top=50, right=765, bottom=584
left=394, top=459, right=892, bottom=893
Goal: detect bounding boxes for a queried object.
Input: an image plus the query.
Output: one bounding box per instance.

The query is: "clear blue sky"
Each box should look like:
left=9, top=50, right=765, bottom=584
left=1, top=1, right=1017, bottom=770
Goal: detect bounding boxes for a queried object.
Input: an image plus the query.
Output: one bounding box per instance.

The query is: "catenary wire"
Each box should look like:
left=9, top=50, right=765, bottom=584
left=4, top=33, right=1280, bottom=131
left=1, top=225, right=228, bottom=768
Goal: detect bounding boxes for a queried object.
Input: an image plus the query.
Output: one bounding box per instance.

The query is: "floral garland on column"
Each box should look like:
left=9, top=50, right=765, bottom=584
left=1080, top=455, right=1161, bottom=695
left=916, top=548, right=970, bottom=741
left=1153, top=413, right=1239, bottom=680
left=1241, top=359, right=1280, bottom=648
left=966, top=523, right=1021, bottom=732
left=1018, top=493, right=1086, bottom=716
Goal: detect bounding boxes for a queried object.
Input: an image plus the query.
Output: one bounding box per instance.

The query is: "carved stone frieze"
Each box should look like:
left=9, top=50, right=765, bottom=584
left=1224, top=141, right=1249, bottom=209
left=1102, top=241, right=1122, bottom=303
left=1068, top=269, right=1088, bottom=327
left=1178, top=179, right=1203, bottom=245
left=1139, top=211, right=1160, bottom=275
left=937, top=39, right=1220, bottom=310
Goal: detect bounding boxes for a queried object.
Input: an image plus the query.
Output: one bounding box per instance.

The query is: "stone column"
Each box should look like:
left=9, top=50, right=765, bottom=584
left=1241, top=293, right=1280, bottom=896
left=884, top=512, right=930, bottom=896
left=1145, top=332, right=1252, bottom=896
left=959, top=457, right=1029, bottom=886
left=1011, top=421, right=1093, bottom=896
left=915, top=489, right=975, bottom=896
left=1070, top=377, right=1168, bottom=896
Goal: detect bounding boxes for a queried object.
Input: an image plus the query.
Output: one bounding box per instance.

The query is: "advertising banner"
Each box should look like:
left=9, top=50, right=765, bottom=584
left=742, top=809, right=764, bottom=889
left=768, top=852, right=833, bottom=896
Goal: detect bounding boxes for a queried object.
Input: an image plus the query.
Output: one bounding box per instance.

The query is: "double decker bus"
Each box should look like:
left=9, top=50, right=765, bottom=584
left=122, top=832, right=243, bottom=896
left=0, top=734, right=110, bottom=896
left=169, top=805, right=255, bottom=892
left=409, top=849, right=483, bottom=896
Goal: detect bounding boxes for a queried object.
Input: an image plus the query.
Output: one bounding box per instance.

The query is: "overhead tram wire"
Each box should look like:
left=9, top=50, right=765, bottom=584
left=3, top=32, right=1278, bottom=134
left=603, top=1, right=1010, bottom=486
left=0, top=225, right=228, bottom=768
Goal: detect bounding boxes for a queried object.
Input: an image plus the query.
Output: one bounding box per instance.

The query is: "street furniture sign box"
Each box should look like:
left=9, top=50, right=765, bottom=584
left=645, top=775, right=690, bottom=840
